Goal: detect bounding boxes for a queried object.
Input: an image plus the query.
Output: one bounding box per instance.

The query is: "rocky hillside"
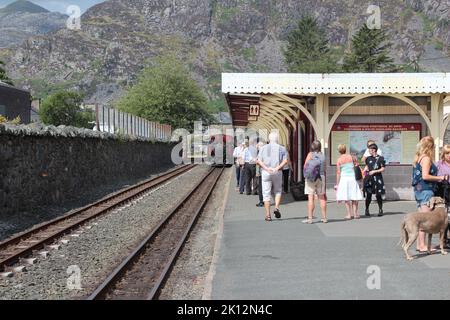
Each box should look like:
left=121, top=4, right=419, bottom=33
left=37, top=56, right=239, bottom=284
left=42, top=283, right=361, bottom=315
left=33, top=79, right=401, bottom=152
left=0, top=0, right=67, bottom=48
left=0, top=0, right=449, bottom=108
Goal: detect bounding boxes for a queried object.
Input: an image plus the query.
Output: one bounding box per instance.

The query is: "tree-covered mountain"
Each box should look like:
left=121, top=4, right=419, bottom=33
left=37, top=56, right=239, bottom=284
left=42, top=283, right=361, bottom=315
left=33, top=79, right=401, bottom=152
left=0, top=0, right=449, bottom=110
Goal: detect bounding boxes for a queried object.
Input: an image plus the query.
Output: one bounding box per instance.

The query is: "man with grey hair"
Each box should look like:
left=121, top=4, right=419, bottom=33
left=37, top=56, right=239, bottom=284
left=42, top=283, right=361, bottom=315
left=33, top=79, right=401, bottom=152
left=257, top=132, right=288, bottom=221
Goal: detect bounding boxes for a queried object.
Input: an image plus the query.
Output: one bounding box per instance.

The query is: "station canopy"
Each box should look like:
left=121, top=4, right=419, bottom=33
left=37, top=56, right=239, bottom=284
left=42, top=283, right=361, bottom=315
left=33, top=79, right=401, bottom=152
left=222, top=72, right=450, bottom=151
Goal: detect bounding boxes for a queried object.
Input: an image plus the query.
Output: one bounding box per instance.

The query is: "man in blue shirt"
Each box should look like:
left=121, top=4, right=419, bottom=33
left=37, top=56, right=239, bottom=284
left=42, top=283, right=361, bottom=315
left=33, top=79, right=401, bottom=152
left=257, top=132, right=288, bottom=221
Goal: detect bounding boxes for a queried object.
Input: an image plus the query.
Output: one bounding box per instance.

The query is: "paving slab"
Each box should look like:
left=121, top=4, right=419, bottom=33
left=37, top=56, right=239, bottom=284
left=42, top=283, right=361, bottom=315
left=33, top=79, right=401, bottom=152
left=211, top=171, right=450, bottom=300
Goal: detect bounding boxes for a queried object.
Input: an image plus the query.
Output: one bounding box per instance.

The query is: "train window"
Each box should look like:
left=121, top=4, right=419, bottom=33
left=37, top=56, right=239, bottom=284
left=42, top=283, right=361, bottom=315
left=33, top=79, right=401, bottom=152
left=0, top=105, right=5, bottom=116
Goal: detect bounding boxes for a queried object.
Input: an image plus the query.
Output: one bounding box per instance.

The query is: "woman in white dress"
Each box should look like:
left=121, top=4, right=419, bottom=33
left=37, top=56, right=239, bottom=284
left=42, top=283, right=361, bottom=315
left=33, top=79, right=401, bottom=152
left=335, top=144, right=363, bottom=219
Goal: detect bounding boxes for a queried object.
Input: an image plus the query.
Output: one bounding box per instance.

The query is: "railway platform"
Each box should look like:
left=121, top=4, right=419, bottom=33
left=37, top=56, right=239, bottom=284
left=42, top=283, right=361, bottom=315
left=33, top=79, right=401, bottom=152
left=208, top=170, right=450, bottom=300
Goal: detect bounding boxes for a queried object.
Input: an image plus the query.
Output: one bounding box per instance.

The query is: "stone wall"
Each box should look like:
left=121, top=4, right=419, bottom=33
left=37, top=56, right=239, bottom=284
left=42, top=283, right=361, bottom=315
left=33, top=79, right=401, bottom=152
left=0, top=124, right=175, bottom=216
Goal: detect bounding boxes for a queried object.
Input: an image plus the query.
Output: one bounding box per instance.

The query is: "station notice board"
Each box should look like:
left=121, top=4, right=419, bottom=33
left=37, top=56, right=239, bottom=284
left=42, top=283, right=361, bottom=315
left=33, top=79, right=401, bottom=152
left=330, top=123, right=421, bottom=165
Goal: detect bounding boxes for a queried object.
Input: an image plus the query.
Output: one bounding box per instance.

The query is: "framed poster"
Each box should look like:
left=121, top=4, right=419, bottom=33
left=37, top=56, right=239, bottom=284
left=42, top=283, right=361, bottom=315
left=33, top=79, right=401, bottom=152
left=330, top=123, right=421, bottom=165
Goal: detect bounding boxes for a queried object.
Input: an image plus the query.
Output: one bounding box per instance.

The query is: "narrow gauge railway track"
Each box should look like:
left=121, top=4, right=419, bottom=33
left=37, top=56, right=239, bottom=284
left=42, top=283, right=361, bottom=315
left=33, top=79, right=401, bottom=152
left=88, top=167, right=224, bottom=300
left=0, top=164, right=196, bottom=272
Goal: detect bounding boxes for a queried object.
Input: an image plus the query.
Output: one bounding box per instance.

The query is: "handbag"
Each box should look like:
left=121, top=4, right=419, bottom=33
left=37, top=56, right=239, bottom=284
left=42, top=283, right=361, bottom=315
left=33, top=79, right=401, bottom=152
left=354, top=164, right=363, bottom=181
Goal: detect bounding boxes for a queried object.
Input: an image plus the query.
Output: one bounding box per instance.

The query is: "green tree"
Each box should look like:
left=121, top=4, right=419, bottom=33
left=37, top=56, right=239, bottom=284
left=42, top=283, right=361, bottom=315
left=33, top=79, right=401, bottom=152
left=0, top=60, right=14, bottom=85
left=284, top=15, right=338, bottom=73
left=117, top=55, right=213, bottom=130
left=343, top=24, right=396, bottom=72
left=40, top=91, right=94, bottom=128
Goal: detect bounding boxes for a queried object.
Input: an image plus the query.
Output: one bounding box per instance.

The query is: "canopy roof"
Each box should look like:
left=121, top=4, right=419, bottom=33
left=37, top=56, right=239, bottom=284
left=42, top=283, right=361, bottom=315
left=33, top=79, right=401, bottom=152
left=222, top=73, right=450, bottom=95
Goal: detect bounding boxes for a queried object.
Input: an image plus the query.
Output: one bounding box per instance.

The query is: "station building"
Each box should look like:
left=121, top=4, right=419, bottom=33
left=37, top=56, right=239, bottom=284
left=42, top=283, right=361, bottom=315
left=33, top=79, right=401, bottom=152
left=223, top=73, right=450, bottom=200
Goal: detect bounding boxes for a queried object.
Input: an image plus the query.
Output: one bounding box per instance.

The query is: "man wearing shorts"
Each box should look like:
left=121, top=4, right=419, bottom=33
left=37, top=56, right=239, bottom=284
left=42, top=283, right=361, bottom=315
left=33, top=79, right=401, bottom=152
left=257, top=132, right=288, bottom=221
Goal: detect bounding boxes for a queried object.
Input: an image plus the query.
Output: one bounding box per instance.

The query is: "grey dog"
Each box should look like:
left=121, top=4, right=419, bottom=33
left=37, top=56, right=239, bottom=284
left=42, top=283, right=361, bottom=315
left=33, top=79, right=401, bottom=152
left=399, top=197, right=449, bottom=261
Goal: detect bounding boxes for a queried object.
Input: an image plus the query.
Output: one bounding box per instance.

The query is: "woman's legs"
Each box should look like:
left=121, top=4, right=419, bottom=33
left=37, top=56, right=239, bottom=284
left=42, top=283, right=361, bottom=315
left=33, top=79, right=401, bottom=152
left=307, top=194, right=315, bottom=222
left=344, top=201, right=352, bottom=219
left=318, top=194, right=327, bottom=221
left=365, top=192, right=372, bottom=215
left=353, top=201, right=360, bottom=218
left=376, top=194, right=383, bottom=215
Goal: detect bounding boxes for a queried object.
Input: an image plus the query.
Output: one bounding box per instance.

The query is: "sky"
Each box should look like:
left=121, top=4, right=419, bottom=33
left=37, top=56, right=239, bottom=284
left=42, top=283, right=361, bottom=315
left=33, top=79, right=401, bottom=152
left=0, top=0, right=105, bottom=13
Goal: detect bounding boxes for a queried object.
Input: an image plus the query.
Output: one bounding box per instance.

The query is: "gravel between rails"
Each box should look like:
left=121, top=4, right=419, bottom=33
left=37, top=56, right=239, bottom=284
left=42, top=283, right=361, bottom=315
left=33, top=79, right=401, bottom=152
left=158, top=167, right=232, bottom=300
left=0, top=165, right=211, bottom=300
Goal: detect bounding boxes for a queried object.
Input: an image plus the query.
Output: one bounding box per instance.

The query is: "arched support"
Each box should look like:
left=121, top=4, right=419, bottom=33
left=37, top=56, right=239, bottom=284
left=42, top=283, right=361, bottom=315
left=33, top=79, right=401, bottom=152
left=259, top=113, right=290, bottom=146
left=441, top=115, right=450, bottom=144
left=248, top=122, right=284, bottom=145
left=261, top=95, right=298, bottom=119
left=326, top=94, right=434, bottom=142
left=253, top=116, right=288, bottom=146
left=273, top=93, right=321, bottom=139
left=431, top=94, right=444, bottom=160
left=260, top=101, right=297, bottom=129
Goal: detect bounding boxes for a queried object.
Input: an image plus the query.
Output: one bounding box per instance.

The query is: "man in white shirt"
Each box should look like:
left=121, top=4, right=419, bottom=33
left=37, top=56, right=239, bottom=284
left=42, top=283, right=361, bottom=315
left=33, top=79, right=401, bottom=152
left=361, top=139, right=383, bottom=163
left=233, top=141, right=245, bottom=190
left=243, top=138, right=258, bottom=195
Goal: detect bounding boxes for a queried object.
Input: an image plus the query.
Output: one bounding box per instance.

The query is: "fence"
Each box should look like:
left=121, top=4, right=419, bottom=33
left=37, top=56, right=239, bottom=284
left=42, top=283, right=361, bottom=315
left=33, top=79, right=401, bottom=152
left=94, top=105, right=172, bottom=142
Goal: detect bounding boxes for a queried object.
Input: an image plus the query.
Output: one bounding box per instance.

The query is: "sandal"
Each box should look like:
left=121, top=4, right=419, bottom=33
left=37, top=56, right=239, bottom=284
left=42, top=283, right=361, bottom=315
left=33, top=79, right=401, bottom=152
left=265, top=216, right=272, bottom=222
left=354, top=215, right=361, bottom=219
left=321, top=219, right=328, bottom=224
left=302, top=219, right=313, bottom=224
left=274, top=209, right=281, bottom=219
left=345, top=216, right=353, bottom=220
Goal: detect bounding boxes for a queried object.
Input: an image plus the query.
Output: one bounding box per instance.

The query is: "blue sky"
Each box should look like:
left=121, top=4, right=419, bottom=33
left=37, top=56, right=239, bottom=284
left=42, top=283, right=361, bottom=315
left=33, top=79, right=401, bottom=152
left=0, top=0, right=105, bottom=13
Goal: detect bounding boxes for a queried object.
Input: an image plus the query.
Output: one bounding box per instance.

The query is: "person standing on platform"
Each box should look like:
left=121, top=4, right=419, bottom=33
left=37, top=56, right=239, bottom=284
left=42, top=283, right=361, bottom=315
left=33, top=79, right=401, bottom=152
left=282, top=153, right=291, bottom=194
left=244, top=138, right=258, bottom=195
left=257, top=132, right=288, bottom=221
left=412, top=137, right=448, bottom=252
left=436, top=145, right=450, bottom=200
left=238, top=141, right=248, bottom=194
left=363, top=144, right=386, bottom=217
left=303, top=141, right=327, bottom=224
left=233, top=142, right=245, bottom=190
left=361, top=140, right=383, bottom=163
left=335, top=144, right=363, bottom=219
left=255, top=142, right=265, bottom=207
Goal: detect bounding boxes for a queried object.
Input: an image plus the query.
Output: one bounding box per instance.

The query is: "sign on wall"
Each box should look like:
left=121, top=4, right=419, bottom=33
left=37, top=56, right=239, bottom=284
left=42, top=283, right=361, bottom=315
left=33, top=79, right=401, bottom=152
left=249, top=105, right=260, bottom=116
left=330, top=123, right=421, bottom=165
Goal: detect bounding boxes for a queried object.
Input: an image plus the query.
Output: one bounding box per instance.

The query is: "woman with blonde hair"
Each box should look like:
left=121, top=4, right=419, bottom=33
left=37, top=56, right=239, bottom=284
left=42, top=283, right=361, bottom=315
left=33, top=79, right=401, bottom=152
left=436, top=145, right=450, bottom=177
left=335, top=144, right=363, bottom=219
left=412, top=136, right=448, bottom=252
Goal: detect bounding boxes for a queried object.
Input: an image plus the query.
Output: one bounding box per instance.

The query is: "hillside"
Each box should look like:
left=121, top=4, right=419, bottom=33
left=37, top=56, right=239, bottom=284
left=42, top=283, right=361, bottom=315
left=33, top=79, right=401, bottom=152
left=0, top=0, right=67, bottom=48
left=0, top=0, right=48, bottom=15
left=0, top=0, right=449, bottom=109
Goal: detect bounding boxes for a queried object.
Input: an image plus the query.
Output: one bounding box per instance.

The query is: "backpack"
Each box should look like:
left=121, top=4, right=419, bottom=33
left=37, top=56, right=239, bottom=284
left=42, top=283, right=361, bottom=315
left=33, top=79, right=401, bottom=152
left=304, top=154, right=322, bottom=182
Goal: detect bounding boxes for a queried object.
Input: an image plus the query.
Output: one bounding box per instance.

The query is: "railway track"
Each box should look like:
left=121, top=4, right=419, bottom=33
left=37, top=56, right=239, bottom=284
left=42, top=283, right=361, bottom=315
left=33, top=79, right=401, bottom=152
left=87, top=167, right=224, bottom=300
left=0, top=164, right=196, bottom=273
